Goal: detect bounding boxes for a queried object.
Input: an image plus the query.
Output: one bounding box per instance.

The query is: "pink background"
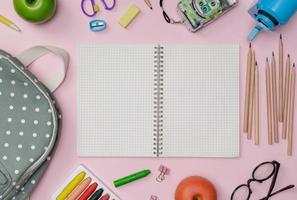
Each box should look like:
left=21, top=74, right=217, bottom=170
left=1, top=0, right=297, bottom=199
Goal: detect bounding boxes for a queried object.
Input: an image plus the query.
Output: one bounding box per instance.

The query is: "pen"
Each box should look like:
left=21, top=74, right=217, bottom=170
left=113, top=169, right=151, bottom=187
left=0, top=14, right=21, bottom=32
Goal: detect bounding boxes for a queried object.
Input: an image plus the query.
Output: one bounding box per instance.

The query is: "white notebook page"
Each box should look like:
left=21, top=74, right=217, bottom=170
left=78, top=45, right=155, bottom=157
left=161, top=45, right=240, bottom=157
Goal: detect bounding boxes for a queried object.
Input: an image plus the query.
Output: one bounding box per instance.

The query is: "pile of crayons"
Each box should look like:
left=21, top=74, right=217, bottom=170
left=243, top=35, right=296, bottom=156
left=54, top=165, right=120, bottom=200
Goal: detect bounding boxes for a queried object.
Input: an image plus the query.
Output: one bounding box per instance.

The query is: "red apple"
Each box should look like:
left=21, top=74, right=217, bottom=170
left=175, top=176, right=217, bottom=200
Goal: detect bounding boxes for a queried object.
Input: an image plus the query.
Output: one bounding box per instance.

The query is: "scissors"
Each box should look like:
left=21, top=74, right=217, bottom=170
left=81, top=0, right=116, bottom=17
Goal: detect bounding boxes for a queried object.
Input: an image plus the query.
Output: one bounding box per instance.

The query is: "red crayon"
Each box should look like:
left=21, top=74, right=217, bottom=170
left=99, top=194, right=110, bottom=200
left=78, top=182, right=98, bottom=200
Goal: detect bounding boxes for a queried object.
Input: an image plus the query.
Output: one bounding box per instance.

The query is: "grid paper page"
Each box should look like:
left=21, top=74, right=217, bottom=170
left=162, top=45, right=240, bottom=157
left=78, top=44, right=155, bottom=157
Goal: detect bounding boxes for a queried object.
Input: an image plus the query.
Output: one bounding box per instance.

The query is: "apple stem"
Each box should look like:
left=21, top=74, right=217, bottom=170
left=193, top=196, right=200, bottom=200
left=28, top=0, right=35, bottom=3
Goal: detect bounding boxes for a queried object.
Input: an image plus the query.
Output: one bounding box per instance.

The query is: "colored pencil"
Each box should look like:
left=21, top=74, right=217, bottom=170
left=288, top=64, right=295, bottom=156
left=282, top=54, right=291, bottom=139
left=248, top=50, right=256, bottom=139
left=279, top=34, right=284, bottom=122
left=266, top=58, right=273, bottom=145
left=0, top=14, right=21, bottom=32
left=254, top=63, right=259, bottom=145
left=271, top=52, right=279, bottom=143
left=144, top=0, right=153, bottom=9
left=244, top=43, right=252, bottom=133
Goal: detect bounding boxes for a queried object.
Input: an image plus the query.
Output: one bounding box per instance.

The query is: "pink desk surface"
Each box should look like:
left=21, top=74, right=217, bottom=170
left=1, top=0, right=297, bottom=199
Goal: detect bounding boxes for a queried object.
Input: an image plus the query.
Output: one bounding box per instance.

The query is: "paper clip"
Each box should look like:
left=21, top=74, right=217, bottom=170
left=150, top=195, right=159, bottom=200
left=156, top=165, right=170, bottom=183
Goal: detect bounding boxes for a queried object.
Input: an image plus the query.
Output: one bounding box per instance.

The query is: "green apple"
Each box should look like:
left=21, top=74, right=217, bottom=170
left=13, top=0, right=57, bottom=24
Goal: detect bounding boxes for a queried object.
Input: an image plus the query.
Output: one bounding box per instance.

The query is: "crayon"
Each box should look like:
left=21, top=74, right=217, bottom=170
left=56, top=172, right=86, bottom=200
left=78, top=182, right=98, bottom=200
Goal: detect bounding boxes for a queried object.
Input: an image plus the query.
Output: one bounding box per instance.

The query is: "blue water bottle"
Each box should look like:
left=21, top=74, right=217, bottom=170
left=248, top=0, right=297, bottom=41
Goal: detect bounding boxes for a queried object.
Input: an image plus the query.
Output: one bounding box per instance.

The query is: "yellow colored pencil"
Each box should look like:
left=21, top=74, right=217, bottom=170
left=0, top=14, right=21, bottom=32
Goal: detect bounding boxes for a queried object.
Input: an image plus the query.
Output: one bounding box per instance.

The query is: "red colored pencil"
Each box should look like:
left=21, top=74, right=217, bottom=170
left=78, top=182, right=98, bottom=200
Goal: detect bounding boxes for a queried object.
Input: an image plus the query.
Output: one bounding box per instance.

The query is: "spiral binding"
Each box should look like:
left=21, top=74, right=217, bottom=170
left=153, top=45, right=164, bottom=157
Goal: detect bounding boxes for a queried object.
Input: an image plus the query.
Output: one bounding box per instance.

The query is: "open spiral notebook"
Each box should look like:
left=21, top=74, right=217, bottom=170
left=78, top=44, right=240, bottom=157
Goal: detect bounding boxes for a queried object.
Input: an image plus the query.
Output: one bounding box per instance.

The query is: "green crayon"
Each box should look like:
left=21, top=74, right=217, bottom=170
left=89, top=188, right=104, bottom=200
left=113, top=169, right=151, bottom=187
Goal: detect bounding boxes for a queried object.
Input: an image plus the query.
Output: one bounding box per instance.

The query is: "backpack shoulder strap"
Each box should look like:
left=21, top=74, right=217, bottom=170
left=15, top=46, right=69, bottom=92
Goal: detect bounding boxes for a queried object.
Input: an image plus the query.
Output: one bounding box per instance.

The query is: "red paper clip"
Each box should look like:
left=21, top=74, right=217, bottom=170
left=156, top=165, right=170, bottom=183
left=150, top=195, right=159, bottom=200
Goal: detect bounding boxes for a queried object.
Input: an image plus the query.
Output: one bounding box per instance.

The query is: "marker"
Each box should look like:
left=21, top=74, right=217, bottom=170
left=66, top=177, right=92, bottom=200
left=89, top=188, right=104, bottom=200
left=113, top=169, right=151, bottom=187
left=78, top=182, right=98, bottom=200
left=99, top=194, right=110, bottom=200
left=56, top=171, right=86, bottom=200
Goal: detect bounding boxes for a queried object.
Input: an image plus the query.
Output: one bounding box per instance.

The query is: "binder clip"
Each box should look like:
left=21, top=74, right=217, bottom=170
left=150, top=195, right=159, bottom=200
left=156, top=165, right=170, bottom=183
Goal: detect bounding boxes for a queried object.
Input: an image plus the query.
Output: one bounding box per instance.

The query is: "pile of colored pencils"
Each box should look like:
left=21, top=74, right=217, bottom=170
left=243, top=35, right=296, bottom=156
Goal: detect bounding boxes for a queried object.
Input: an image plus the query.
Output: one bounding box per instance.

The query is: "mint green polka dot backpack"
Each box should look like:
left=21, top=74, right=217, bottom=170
left=0, top=46, right=69, bottom=200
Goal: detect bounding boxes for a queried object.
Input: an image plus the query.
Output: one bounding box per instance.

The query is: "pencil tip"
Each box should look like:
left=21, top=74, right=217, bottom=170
left=249, top=43, right=252, bottom=48
left=256, top=61, right=258, bottom=66
left=266, top=57, right=269, bottom=62
left=272, top=51, right=275, bottom=56
left=294, top=63, right=295, bottom=68
left=280, top=34, right=282, bottom=39
left=288, top=54, right=290, bottom=58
